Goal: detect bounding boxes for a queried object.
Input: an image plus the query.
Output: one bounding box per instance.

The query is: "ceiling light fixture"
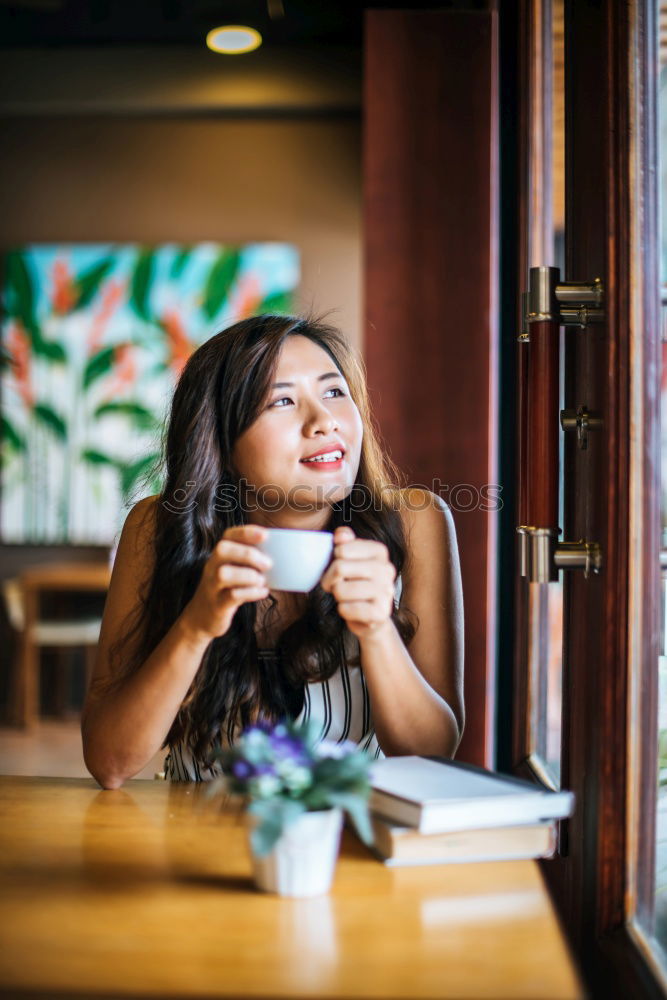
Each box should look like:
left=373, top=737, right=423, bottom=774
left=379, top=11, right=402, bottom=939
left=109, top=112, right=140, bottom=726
left=206, top=25, right=262, bottom=55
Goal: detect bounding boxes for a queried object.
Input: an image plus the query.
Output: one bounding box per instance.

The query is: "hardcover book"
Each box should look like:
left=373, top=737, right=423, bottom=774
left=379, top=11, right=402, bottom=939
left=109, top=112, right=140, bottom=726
left=369, top=756, right=574, bottom=835
left=371, top=815, right=557, bottom=866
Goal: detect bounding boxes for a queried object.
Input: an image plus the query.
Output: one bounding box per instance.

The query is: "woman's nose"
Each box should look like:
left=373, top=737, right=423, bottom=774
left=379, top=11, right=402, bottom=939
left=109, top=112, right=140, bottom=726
left=304, top=398, right=338, bottom=435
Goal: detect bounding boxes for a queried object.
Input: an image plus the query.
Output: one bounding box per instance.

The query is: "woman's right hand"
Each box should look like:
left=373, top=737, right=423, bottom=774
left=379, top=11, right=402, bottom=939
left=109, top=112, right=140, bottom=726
left=180, top=524, right=272, bottom=642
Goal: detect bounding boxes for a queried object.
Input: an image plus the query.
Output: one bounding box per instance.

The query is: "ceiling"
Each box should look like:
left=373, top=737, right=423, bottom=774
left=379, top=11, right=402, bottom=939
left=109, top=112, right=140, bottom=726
left=0, top=0, right=487, bottom=49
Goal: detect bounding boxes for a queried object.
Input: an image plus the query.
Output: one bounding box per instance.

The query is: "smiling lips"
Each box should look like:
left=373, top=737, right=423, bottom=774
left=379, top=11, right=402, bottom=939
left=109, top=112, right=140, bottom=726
left=300, top=445, right=345, bottom=469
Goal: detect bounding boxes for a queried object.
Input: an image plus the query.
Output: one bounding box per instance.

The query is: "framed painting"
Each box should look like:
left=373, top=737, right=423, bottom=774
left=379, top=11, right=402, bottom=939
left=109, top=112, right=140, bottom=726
left=1, top=242, right=299, bottom=545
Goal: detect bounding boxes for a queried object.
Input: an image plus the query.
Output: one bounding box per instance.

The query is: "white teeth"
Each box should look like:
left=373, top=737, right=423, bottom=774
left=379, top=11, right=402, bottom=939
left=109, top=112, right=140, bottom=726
left=302, top=450, right=343, bottom=463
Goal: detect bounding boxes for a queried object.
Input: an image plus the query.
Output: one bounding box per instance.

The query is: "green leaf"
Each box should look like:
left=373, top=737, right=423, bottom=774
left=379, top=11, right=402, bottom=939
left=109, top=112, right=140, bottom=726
left=119, top=452, right=161, bottom=500
left=170, top=247, right=191, bottom=281
left=2, top=256, right=67, bottom=363
left=248, top=798, right=306, bottom=857
left=202, top=250, right=240, bottom=321
left=4, top=251, right=38, bottom=340
left=32, top=338, right=67, bottom=363
left=93, top=401, right=158, bottom=430
left=256, top=290, right=294, bottom=315
left=327, top=792, right=373, bottom=846
left=0, top=344, right=12, bottom=370
left=2, top=415, right=25, bottom=453
left=81, top=448, right=117, bottom=466
left=313, top=752, right=371, bottom=787
left=83, top=346, right=116, bottom=389
left=33, top=403, right=67, bottom=440
left=130, top=249, right=155, bottom=322
left=75, top=257, right=115, bottom=310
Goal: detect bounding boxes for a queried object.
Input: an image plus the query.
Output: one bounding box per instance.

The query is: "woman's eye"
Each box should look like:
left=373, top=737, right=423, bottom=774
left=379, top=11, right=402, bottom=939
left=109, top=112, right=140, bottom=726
left=269, top=387, right=345, bottom=408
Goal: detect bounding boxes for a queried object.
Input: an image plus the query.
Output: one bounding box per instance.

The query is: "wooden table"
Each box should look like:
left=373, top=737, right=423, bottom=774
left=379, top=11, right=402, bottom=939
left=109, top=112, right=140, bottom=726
left=0, top=776, right=584, bottom=999
left=15, top=562, right=111, bottom=727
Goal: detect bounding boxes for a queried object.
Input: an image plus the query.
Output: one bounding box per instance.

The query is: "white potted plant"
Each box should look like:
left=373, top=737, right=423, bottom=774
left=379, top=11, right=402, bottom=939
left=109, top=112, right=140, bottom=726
left=210, top=719, right=373, bottom=897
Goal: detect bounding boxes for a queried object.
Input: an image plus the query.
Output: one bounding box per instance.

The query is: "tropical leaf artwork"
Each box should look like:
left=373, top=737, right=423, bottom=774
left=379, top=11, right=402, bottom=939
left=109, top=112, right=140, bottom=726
left=0, top=243, right=300, bottom=543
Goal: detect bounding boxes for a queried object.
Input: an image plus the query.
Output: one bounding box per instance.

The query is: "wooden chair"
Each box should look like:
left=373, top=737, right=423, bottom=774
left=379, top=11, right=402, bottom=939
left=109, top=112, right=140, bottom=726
left=2, top=563, right=110, bottom=727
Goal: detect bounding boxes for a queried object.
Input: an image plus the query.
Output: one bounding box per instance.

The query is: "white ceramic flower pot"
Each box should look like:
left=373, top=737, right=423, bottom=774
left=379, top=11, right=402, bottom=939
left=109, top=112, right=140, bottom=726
left=249, top=808, right=343, bottom=897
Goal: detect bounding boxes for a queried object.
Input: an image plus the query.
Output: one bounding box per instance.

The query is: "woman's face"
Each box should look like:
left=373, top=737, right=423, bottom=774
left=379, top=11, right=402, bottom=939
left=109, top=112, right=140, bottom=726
left=231, top=335, right=364, bottom=527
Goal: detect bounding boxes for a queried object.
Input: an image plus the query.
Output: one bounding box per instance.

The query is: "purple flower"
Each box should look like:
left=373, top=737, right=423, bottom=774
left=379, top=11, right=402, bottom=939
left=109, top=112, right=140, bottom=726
left=232, top=760, right=253, bottom=780
left=270, top=731, right=308, bottom=762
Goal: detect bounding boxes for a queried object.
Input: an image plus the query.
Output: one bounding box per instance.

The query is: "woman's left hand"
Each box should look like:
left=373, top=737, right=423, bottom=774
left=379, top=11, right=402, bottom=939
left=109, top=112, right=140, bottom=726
left=320, top=526, right=397, bottom=641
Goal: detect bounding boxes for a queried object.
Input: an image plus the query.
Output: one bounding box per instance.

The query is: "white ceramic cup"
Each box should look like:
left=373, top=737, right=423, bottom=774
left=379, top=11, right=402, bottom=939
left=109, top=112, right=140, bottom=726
left=255, top=528, right=334, bottom=592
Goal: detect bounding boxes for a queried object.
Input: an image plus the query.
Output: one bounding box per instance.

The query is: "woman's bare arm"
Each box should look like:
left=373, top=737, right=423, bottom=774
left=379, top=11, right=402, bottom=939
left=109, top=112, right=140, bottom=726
left=81, top=500, right=272, bottom=789
left=81, top=497, right=210, bottom=788
left=357, top=488, right=464, bottom=757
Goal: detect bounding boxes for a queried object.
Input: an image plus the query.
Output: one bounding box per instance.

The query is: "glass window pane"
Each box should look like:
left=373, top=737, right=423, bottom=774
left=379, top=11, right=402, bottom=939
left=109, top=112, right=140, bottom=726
left=527, top=581, right=563, bottom=785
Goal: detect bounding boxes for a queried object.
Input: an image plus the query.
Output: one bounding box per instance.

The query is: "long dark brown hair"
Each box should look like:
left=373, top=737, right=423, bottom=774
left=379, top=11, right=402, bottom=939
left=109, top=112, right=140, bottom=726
left=110, top=314, right=417, bottom=763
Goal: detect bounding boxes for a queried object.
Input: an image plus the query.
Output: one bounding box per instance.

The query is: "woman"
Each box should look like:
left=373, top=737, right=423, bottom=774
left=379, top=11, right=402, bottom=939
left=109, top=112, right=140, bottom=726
left=82, top=314, right=464, bottom=788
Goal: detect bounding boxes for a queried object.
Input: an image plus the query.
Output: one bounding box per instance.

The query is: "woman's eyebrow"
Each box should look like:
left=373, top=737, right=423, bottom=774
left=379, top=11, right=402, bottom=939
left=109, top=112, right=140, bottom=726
left=271, top=372, right=342, bottom=389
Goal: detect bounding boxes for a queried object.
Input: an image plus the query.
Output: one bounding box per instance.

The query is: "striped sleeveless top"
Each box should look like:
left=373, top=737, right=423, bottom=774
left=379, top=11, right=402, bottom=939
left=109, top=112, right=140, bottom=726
left=164, top=575, right=403, bottom=782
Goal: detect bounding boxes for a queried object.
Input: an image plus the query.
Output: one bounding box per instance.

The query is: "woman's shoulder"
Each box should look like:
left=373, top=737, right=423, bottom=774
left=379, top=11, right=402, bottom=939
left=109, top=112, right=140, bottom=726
left=113, top=495, right=160, bottom=571
left=120, top=494, right=160, bottom=542
left=397, top=487, right=454, bottom=529
left=126, top=493, right=160, bottom=528
left=396, top=488, right=457, bottom=573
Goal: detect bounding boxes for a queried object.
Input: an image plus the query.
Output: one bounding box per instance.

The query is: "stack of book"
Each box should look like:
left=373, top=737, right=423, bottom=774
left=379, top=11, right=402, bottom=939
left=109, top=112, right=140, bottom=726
left=368, top=756, right=575, bottom=867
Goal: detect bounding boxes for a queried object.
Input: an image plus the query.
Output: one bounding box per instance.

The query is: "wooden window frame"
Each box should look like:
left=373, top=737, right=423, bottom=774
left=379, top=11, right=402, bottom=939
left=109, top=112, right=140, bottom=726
left=512, top=0, right=665, bottom=994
